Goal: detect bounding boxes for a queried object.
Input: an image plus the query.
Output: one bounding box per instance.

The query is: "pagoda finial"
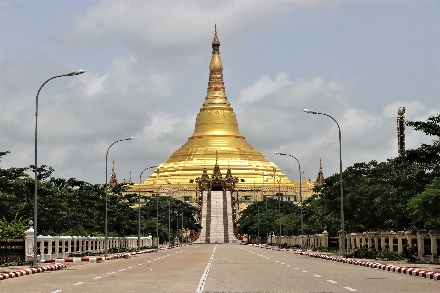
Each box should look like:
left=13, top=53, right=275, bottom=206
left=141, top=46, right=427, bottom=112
left=204, top=24, right=229, bottom=105
left=316, top=159, right=325, bottom=186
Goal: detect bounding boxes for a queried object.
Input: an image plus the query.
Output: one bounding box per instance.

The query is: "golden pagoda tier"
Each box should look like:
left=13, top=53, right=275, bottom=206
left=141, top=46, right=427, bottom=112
left=129, top=27, right=317, bottom=205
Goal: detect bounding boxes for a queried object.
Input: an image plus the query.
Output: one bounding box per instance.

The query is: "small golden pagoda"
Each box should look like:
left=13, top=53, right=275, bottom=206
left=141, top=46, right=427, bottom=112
left=130, top=27, right=317, bottom=209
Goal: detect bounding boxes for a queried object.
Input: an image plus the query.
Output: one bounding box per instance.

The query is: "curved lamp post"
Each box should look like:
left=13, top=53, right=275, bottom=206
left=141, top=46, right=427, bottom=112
left=33, top=69, right=85, bottom=267
left=262, top=173, right=268, bottom=244
left=155, top=179, right=166, bottom=249
left=138, top=165, right=157, bottom=251
left=275, top=152, right=303, bottom=250
left=303, top=108, right=345, bottom=254
left=105, top=137, right=135, bottom=257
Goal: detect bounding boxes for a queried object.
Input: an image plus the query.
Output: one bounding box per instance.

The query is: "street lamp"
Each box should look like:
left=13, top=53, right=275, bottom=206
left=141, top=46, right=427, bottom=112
left=155, top=173, right=166, bottom=249
left=105, top=137, right=135, bottom=257
left=303, top=108, right=345, bottom=254
left=253, top=181, right=258, bottom=244
left=138, top=165, right=157, bottom=251
left=262, top=173, right=268, bottom=244
left=278, top=180, right=281, bottom=249
left=275, top=152, right=304, bottom=250
left=33, top=69, right=85, bottom=267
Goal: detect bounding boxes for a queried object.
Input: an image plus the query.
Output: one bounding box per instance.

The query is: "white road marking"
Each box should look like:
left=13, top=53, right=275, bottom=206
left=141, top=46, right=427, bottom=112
left=92, top=277, right=101, bottom=280
left=73, top=282, right=84, bottom=286
left=195, top=244, right=217, bottom=293
left=303, top=270, right=308, bottom=272
left=287, top=265, right=291, bottom=266
left=327, top=280, right=337, bottom=284
left=313, top=274, right=321, bottom=277
left=51, top=290, right=62, bottom=293
left=344, top=287, right=357, bottom=291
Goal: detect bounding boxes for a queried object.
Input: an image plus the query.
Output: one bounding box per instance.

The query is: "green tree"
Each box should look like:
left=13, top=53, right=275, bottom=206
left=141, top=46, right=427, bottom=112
left=407, top=177, right=440, bottom=230
left=236, top=198, right=300, bottom=238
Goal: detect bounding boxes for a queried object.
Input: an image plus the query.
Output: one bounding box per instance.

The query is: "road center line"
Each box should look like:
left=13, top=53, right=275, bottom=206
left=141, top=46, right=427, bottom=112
left=195, top=244, right=217, bottom=293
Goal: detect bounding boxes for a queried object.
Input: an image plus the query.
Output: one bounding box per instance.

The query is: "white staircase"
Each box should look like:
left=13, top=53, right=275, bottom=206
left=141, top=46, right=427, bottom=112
left=210, top=191, right=224, bottom=243
left=194, top=190, right=240, bottom=244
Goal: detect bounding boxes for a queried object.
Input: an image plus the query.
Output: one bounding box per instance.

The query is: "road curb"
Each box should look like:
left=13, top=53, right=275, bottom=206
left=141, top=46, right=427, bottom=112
left=294, top=249, right=440, bottom=281
left=0, top=244, right=189, bottom=281
left=0, top=263, right=66, bottom=280
left=248, top=244, right=439, bottom=281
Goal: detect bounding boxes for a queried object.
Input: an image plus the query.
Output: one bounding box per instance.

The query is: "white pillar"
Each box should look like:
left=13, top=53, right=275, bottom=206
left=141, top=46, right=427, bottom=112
left=417, top=230, right=428, bottom=260
left=25, top=226, right=34, bottom=262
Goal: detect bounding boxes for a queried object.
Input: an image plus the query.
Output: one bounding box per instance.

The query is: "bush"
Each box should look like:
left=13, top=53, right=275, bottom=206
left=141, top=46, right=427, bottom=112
left=343, top=244, right=419, bottom=262
left=313, top=246, right=339, bottom=253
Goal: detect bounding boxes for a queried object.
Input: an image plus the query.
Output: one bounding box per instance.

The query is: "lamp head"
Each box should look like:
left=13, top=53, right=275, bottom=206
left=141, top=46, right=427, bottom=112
left=124, top=137, right=135, bottom=140
left=303, top=109, right=318, bottom=114
left=275, top=152, right=286, bottom=156
left=67, top=69, right=85, bottom=76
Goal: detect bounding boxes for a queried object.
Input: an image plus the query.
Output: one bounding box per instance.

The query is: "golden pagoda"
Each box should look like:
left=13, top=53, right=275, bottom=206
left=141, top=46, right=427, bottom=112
left=130, top=27, right=317, bottom=209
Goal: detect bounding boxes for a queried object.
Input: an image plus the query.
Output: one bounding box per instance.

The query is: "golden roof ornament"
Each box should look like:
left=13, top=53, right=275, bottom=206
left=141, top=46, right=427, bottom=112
left=204, top=24, right=229, bottom=106
left=315, top=159, right=325, bottom=186
left=398, top=107, right=405, bottom=117
left=108, top=160, right=118, bottom=193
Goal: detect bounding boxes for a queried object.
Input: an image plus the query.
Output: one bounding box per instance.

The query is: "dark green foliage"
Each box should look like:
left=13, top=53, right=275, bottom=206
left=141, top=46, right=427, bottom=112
left=307, top=114, right=440, bottom=235
left=312, top=246, right=339, bottom=253
left=236, top=197, right=300, bottom=236
left=343, top=244, right=418, bottom=262
left=0, top=151, right=200, bottom=239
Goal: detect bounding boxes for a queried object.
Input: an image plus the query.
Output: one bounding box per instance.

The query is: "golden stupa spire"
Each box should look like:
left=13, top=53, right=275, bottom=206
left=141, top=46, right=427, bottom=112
left=142, top=27, right=287, bottom=187
left=316, top=159, right=325, bottom=185
left=204, top=25, right=229, bottom=106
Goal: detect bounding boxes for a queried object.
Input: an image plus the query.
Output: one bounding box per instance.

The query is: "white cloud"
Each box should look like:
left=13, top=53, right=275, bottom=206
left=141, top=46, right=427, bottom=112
left=63, top=1, right=343, bottom=51
left=382, top=100, right=426, bottom=119
left=80, top=72, right=109, bottom=97
left=237, top=72, right=291, bottom=105
left=142, top=111, right=180, bottom=140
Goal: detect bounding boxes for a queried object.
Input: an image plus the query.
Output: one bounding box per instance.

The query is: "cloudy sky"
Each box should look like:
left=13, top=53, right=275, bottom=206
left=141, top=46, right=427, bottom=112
left=0, top=0, right=439, bottom=184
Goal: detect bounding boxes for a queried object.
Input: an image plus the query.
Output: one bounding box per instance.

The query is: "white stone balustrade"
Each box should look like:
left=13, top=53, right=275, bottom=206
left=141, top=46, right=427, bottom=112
left=25, top=227, right=153, bottom=261
left=257, top=229, right=440, bottom=262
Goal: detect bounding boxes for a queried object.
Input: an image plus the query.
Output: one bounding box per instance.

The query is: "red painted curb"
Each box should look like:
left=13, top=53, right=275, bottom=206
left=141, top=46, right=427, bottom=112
left=0, top=264, right=66, bottom=280
left=291, top=249, right=439, bottom=281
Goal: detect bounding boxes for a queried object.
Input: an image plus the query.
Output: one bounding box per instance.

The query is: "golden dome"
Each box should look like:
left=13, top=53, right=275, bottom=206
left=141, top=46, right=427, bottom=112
left=142, top=28, right=292, bottom=188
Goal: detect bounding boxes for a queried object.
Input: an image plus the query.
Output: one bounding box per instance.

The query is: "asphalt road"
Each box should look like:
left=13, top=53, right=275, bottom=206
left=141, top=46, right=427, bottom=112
left=1, top=244, right=438, bottom=293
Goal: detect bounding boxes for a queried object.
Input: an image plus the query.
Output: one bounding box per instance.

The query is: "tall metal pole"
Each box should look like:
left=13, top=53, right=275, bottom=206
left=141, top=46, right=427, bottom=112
left=168, top=197, right=171, bottom=246
left=278, top=180, right=281, bottom=249
left=263, top=173, right=268, bottom=244
left=33, top=69, right=85, bottom=267
left=253, top=181, right=256, bottom=244
left=275, top=152, right=303, bottom=250
left=156, top=170, right=163, bottom=249
left=303, top=109, right=344, bottom=254
left=181, top=212, right=184, bottom=245
left=138, top=165, right=157, bottom=251
left=105, top=137, right=135, bottom=257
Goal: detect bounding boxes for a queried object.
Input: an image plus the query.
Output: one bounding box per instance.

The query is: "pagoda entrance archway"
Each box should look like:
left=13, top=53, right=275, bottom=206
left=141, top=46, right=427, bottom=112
left=211, top=183, right=223, bottom=191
